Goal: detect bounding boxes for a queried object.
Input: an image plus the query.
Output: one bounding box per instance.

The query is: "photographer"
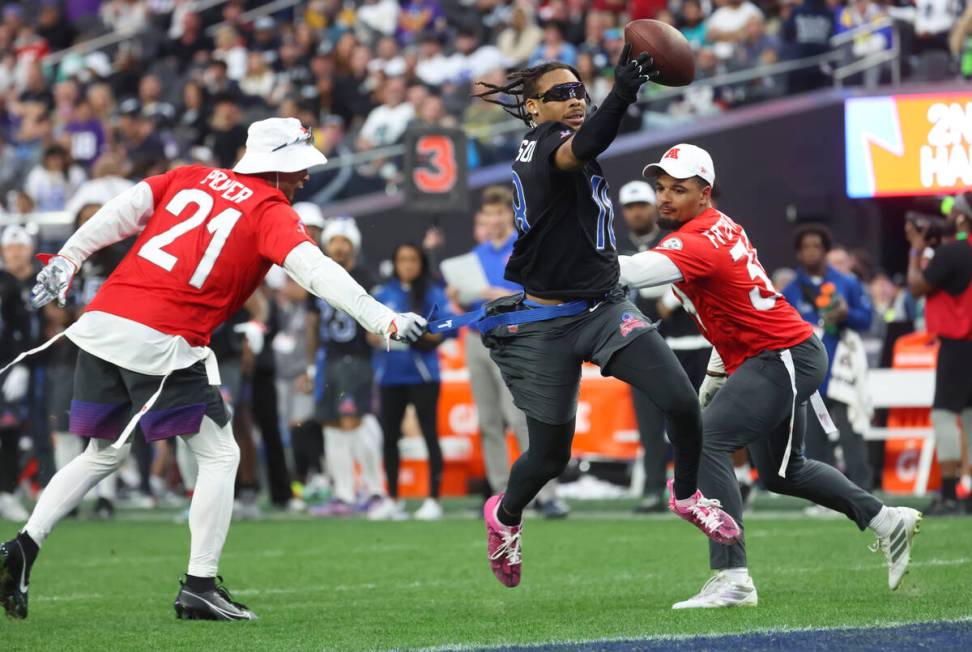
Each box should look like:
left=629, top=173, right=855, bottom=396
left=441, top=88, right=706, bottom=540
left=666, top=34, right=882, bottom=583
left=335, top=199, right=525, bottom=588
left=906, top=194, right=972, bottom=515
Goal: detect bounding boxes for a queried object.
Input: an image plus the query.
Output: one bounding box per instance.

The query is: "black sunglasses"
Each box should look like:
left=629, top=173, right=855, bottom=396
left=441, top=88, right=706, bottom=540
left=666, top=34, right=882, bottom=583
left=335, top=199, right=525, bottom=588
left=536, top=82, right=588, bottom=103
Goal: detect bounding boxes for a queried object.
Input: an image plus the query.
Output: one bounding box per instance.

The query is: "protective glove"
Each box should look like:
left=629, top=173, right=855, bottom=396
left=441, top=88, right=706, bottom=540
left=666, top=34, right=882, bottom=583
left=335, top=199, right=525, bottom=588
left=612, top=43, right=660, bottom=103
left=698, top=373, right=728, bottom=409
left=233, top=320, right=267, bottom=356
left=30, top=254, right=78, bottom=309
left=1, top=365, right=29, bottom=402
left=388, top=312, right=427, bottom=345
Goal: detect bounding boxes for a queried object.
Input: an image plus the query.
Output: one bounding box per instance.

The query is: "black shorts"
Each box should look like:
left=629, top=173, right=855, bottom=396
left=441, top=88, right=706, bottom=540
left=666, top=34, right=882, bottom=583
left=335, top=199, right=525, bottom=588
left=317, top=354, right=374, bottom=423
left=69, top=349, right=229, bottom=443
left=933, top=337, right=972, bottom=412
left=481, top=287, right=655, bottom=425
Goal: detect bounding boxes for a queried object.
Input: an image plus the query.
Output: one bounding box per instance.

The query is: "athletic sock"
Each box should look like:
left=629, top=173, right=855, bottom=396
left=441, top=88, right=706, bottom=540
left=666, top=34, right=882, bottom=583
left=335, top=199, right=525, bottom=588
left=867, top=506, right=895, bottom=538
left=734, top=463, right=752, bottom=486
left=185, top=574, right=216, bottom=592
left=724, top=567, right=749, bottom=583
left=497, top=500, right=522, bottom=527
left=941, top=477, right=958, bottom=501
left=15, top=531, right=39, bottom=566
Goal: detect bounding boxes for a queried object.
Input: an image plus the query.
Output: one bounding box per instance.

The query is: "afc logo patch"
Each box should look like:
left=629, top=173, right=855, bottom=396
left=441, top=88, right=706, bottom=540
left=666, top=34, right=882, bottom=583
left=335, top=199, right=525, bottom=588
left=619, top=312, right=649, bottom=337
left=660, top=237, right=683, bottom=251
left=507, top=324, right=519, bottom=334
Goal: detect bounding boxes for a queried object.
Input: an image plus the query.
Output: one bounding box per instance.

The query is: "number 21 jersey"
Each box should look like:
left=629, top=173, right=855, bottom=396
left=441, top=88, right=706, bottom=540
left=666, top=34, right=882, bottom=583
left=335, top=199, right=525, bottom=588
left=505, top=121, right=619, bottom=300
left=654, top=208, right=812, bottom=373
left=86, top=165, right=313, bottom=347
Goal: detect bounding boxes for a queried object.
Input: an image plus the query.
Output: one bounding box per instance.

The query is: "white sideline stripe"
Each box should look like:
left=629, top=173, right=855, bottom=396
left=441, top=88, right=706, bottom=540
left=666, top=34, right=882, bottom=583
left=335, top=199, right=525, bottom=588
left=421, top=616, right=972, bottom=652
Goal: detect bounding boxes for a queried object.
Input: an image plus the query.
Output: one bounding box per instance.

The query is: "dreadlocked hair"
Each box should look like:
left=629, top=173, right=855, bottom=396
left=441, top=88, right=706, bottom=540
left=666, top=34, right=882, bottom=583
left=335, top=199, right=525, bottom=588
left=474, top=62, right=582, bottom=126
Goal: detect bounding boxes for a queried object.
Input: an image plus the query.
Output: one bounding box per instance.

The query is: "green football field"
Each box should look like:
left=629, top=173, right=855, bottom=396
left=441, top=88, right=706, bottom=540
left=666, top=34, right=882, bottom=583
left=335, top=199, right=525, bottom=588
left=2, top=498, right=970, bottom=651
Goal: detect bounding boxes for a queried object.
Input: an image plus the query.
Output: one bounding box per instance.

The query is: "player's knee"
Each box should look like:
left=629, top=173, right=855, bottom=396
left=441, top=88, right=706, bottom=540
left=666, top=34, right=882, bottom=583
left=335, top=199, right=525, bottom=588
left=82, top=439, right=128, bottom=472
left=538, top=448, right=571, bottom=481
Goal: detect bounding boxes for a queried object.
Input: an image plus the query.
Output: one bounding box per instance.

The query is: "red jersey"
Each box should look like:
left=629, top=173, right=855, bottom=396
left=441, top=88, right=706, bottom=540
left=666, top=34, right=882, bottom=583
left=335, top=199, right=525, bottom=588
left=85, top=165, right=313, bottom=346
left=654, top=208, right=813, bottom=373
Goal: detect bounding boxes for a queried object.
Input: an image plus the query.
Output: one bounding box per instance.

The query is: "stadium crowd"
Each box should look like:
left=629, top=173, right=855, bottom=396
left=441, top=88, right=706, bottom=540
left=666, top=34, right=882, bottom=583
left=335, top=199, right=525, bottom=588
left=0, top=0, right=969, bottom=523
left=0, top=0, right=969, bottom=211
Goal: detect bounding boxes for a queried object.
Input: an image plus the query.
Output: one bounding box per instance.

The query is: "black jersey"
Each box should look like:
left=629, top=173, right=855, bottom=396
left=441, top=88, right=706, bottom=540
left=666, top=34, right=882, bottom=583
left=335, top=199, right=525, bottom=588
left=308, top=266, right=374, bottom=358
left=505, top=121, right=619, bottom=300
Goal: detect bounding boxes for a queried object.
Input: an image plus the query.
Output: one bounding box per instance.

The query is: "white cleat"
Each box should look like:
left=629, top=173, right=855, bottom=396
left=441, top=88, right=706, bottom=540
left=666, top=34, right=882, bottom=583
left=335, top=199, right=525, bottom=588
left=870, top=506, right=922, bottom=590
left=414, top=498, right=444, bottom=521
left=672, top=571, right=758, bottom=609
left=367, top=497, right=408, bottom=521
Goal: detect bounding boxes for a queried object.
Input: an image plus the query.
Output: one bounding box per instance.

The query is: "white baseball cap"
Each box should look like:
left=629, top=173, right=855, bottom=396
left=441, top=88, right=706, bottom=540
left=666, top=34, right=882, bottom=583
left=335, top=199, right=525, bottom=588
left=619, top=181, right=656, bottom=206
left=1, top=225, right=33, bottom=248
left=642, top=144, right=716, bottom=188
left=293, top=202, right=326, bottom=229
left=321, top=216, right=361, bottom=252
left=233, top=117, right=328, bottom=175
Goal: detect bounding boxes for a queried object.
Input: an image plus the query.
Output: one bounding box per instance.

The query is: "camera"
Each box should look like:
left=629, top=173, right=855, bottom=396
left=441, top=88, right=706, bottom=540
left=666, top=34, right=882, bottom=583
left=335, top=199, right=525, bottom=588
left=905, top=211, right=950, bottom=247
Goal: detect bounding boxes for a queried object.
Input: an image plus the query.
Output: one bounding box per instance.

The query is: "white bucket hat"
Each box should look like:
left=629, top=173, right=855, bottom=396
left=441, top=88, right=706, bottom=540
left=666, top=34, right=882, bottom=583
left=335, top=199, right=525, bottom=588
left=642, top=144, right=716, bottom=188
left=233, top=117, right=328, bottom=174
left=321, top=216, right=361, bottom=252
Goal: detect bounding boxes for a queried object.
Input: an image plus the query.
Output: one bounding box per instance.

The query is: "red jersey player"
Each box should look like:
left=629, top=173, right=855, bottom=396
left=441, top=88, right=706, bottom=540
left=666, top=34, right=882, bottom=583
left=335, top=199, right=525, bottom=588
left=619, top=144, right=921, bottom=609
left=0, top=118, right=427, bottom=621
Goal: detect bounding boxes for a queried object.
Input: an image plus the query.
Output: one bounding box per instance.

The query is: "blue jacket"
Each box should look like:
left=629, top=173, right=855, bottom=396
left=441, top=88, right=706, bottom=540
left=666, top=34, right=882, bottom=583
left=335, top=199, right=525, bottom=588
left=466, top=233, right=522, bottom=313
left=782, top=266, right=872, bottom=393
left=372, top=279, right=455, bottom=386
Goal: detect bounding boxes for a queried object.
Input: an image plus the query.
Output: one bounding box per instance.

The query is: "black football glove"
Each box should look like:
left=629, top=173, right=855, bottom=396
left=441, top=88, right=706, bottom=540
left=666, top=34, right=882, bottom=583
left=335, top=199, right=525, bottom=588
left=612, top=43, right=659, bottom=103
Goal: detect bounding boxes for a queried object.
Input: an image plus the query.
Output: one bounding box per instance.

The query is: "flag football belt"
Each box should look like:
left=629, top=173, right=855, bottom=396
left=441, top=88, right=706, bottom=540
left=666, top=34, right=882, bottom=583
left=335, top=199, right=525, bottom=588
left=427, top=299, right=591, bottom=334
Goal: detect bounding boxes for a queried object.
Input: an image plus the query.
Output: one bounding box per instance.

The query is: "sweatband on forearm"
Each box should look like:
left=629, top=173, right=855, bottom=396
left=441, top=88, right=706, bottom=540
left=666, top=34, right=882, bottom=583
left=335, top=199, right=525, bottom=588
left=570, top=91, right=630, bottom=161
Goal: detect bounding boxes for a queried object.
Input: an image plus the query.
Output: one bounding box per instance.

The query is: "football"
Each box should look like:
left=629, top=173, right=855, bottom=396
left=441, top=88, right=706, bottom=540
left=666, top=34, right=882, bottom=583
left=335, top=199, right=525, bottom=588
left=623, top=19, right=696, bottom=87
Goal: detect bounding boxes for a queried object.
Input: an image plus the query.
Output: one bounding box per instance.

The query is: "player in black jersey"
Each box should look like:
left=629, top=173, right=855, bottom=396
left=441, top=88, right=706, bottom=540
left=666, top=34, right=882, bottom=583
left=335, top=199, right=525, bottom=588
left=472, top=49, right=740, bottom=588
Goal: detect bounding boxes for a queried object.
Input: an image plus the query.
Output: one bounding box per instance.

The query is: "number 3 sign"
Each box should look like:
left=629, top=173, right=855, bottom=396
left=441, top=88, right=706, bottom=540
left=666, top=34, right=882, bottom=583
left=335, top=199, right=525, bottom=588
left=404, top=126, right=468, bottom=213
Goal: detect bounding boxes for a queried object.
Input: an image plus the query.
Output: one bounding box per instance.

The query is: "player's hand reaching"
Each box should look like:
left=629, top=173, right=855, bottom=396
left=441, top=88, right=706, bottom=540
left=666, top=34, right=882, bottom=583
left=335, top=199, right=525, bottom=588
left=389, top=312, right=428, bottom=344
left=612, top=43, right=659, bottom=103
left=30, top=255, right=78, bottom=309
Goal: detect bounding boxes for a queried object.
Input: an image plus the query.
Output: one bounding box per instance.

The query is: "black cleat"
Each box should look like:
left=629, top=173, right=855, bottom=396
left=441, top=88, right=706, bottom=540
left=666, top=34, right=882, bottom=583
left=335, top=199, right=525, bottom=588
left=94, top=497, right=115, bottom=520
left=633, top=493, right=667, bottom=514
left=173, top=576, right=257, bottom=621
left=0, top=540, right=30, bottom=619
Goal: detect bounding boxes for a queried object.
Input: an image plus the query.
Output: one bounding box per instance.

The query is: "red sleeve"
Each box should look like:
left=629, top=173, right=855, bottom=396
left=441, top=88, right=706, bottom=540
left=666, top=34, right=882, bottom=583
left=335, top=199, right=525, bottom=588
left=143, top=169, right=178, bottom=208
left=256, top=202, right=316, bottom=265
left=653, top=232, right=717, bottom=282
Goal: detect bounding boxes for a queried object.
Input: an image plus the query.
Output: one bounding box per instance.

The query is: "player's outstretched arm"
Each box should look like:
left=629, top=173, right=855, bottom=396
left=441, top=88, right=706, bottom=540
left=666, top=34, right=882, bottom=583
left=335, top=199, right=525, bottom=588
left=59, top=182, right=156, bottom=265
left=31, top=182, right=157, bottom=308
left=618, top=251, right=683, bottom=289
left=282, top=242, right=426, bottom=343
left=555, top=44, right=658, bottom=171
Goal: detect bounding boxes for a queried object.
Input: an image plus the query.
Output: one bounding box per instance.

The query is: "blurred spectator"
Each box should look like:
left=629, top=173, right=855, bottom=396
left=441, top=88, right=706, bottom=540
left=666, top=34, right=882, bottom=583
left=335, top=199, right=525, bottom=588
left=952, top=4, right=972, bottom=78
left=173, top=80, right=210, bottom=149
left=905, top=194, right=972, bottom=515
left=368, top=34, right=407, bottom=76
left=357, top=75, right=414, bottom=151
left=357, top=0, right=401, bottom=36
left=529, top=21, right=578, bottom=67
left=213, top=25, right=247, bottom=81
left=239, top=51, right=277, bottom=100
left=117, top=100, right=165, bottom=178
left=36, top=2, right=77, bottom=52
left=138, top=74, right=176, bottom=126
left=64, top=153, right=134, bottom=218
left=164, top=10, right=212, bottom=73
left=707, top=0, right=765, bottom=59
left=202, top=59, right=241, bottom=102
left=415, top=32, right=453, bottom=86
left=0, top=226, right=31, bottom=523
left=63, top=98, right=107, bottom=171
left=782, top=224, right=874, bottom=492
left=100, top=0, right=150, bottom=33
left=826, top=243, right=853, bottom=276
left=733, top=17, right=780, bottom=68
left=204, top=96, right=246, bottom=169
left=24, top=144, right=86, bottom=211
left=396, top=0, right=447, bottom=46
left=835, top=0, right=892, bottom=60
left=781, top=0, right=836, bottom=92
left=370, top=243, right=454, bottom=520
left=333, top=44, right=376, bottom=126
left=679, top=0, right=709, bottom=50
left=309, top=218, right=385, bottom=517
left=497, top=4, right=544, bottom=67
left=575, top=51, right=612, bottom=106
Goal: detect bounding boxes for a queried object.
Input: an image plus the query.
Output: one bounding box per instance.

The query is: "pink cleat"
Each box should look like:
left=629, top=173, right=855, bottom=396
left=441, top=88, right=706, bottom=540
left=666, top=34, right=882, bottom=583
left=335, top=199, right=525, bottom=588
left=667, top=478, right=742, bottom=545
left=483, top=494, right=522, bottom=588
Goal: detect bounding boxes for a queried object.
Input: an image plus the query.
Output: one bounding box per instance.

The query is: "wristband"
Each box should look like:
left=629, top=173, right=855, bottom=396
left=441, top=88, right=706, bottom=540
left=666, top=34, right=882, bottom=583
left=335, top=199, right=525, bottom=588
left=706, top=370, right=728, bottom=378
